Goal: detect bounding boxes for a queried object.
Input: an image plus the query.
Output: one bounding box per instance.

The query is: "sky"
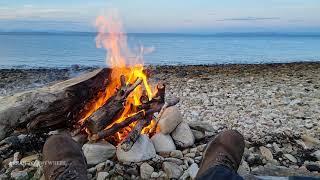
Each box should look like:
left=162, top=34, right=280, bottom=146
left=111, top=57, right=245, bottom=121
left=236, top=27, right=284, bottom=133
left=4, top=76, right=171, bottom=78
left=0, top=0, right=319, bottom=33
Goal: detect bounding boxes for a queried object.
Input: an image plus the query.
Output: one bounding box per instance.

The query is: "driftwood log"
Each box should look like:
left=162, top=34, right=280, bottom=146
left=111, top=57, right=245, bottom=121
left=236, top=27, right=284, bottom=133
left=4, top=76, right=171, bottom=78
left=0, top=68, right=111, bottom=141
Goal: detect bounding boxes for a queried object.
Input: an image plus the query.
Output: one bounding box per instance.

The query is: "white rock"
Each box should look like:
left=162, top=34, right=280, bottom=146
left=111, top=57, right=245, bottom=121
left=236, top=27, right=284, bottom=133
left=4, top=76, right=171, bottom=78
left=140, top=162, right=154, bottom=179
left=284, top=154, right=297, bottom=163
left=191, top=129, right=205, bottom=140
left=97, top=172, right=109, bottom=180
left=151, top=133, right=176, bottom=152
left=117, top=134, right=156, bottom=162
left=171, top=122, right=195, bottom=148
left=259, top=146, right=273, bottom=161
left=188, top=163, right=199, bottom=179
left=162, top=161, right=183, bottom=179
left=82, top=141, right=116, bottom=165
left=159, top=106, right=183, bottom=134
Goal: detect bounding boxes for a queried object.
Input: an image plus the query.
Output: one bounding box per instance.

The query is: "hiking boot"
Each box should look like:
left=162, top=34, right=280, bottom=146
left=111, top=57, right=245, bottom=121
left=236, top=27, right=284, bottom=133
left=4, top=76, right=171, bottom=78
left=43, top=134, right=88, bottom=180
left=196, top=130, right=245, bottom=177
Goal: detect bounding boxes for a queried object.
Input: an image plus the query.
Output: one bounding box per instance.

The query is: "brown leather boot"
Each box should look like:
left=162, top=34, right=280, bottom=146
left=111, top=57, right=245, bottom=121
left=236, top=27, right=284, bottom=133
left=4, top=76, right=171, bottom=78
left=43, top=134, right=88, bottom=180
left=196, top=130, right=245, bottom=177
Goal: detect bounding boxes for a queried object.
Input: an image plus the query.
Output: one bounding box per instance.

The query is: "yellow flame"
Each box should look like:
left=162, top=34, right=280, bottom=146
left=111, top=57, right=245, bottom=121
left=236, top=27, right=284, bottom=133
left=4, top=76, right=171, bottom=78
left=79, top=12, right=156, bottom=143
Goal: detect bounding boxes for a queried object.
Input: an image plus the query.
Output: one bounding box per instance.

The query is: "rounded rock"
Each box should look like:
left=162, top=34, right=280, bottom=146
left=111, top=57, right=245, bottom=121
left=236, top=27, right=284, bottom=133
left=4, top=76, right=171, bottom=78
left=159, top=106, right=183, bottom=134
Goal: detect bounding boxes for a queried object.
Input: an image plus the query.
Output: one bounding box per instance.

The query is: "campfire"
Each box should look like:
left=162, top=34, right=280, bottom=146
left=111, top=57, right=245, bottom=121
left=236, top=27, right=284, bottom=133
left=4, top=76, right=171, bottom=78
left=70, top=15, right=179, bottom=149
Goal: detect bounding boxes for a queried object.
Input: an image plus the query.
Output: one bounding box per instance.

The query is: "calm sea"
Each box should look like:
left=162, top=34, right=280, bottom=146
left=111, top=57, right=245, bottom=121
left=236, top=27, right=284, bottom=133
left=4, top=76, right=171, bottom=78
left=0, top=33, right=320, bottom=68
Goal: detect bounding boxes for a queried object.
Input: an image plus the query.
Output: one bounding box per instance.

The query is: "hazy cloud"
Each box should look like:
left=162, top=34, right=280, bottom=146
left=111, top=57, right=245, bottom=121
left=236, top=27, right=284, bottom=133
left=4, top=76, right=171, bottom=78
left=217, top=17, right=280, bottom=21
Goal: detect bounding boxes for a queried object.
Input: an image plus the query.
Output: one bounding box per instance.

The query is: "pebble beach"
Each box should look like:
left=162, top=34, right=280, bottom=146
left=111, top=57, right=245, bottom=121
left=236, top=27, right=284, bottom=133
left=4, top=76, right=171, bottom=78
left=1, top=62, right=320, bottom=178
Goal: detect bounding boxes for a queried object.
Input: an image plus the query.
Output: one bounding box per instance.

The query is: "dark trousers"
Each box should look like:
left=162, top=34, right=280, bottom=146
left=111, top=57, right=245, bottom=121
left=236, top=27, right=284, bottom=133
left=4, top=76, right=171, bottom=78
left=196, top=165, right=320, bottom=180
left=197, top=165, right=244, bottom=180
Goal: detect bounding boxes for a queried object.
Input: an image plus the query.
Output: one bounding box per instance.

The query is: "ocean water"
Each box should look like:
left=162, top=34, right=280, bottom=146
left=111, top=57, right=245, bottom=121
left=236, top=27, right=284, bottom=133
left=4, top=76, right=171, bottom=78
left=0, top=33, right=320, bottom=68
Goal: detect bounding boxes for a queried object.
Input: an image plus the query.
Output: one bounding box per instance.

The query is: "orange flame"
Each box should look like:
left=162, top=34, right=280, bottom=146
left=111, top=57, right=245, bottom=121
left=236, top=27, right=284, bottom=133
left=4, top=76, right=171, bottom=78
left=79, top=13, right=155, bottom=143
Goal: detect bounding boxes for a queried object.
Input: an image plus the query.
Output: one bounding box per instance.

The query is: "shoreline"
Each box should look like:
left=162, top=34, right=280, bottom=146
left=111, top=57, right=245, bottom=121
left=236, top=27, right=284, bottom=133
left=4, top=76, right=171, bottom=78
left=1, top=61, right=320, bottom=97
left=1, top=61, right=320, bottom=70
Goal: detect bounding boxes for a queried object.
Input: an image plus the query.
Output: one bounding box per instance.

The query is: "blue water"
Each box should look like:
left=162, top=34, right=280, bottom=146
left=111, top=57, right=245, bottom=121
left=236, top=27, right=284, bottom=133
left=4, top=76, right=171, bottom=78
left=0, top=33, right=320, bottom=68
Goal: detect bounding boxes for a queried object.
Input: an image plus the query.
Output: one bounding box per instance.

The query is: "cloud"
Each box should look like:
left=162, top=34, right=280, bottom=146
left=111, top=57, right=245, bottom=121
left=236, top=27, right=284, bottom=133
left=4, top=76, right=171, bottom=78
left=217, top=17, right=280, bottom=22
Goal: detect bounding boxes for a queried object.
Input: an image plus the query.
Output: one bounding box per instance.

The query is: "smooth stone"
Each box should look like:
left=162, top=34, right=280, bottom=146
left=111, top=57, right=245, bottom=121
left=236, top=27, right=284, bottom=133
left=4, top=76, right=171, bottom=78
left=184, top=153, right=196, bottom=158
left=116, top=134, right=156, bottom=162
left=191, top=129, right=205, bottom=141
left=164, top=158, right=184, bottom=165
left=151, top=133, right=176, bottom=152
left=189, top=148, right=197, bottom=154
left=170, top=150, right=183, bottom=159
left=259, top=146, right=273, bottom=161
left=182, top=149, right=189, bottom=155
left=162, top=161, right=183, bottom=179
left=284, top=154, right=297, bottom=163
left=158, top=106, right=183, bottom=134
left=188, top=121, right=215, bottom=132
left=171, top=122, right=195, bottom=148
left=197, top=144, right=207, bottom=152
left=301, top=135, right=320, bottom=149
left=140, top=162, right=154, bottom=179
left=188, top=163, right=199, bottom=179
left=97, top=172, right=109, bottom=180
left=82, top=141, right=116, bottom=165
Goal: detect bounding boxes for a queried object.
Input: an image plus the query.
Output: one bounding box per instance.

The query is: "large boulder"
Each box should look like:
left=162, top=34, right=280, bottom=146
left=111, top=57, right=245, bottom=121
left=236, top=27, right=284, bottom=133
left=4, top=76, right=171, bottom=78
left=151, top=133, right=176, bottom=152
left=171, top=122, right=195, bottom=148
left=117, top=134, right=156, bottom=162
left=158, top=106, right=183, bottom=134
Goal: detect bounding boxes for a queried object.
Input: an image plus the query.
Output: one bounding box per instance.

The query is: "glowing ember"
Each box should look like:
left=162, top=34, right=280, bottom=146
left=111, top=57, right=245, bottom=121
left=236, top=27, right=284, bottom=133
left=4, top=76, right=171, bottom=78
left=79, top=13, right=156, bottom=143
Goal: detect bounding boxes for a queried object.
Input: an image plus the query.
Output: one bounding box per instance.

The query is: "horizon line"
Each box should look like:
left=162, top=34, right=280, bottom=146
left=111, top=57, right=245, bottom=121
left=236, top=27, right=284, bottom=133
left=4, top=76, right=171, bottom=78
left=1, top=31, right=320, bottom=36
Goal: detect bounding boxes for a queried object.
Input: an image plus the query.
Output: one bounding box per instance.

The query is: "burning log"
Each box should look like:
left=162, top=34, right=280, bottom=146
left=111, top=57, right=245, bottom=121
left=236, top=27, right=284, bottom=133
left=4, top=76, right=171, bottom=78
left=89, top=97, right=180, bottom=142
left=84, top=76, right=143, bottom=134
left=120, top=115, right=153, bottom=151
